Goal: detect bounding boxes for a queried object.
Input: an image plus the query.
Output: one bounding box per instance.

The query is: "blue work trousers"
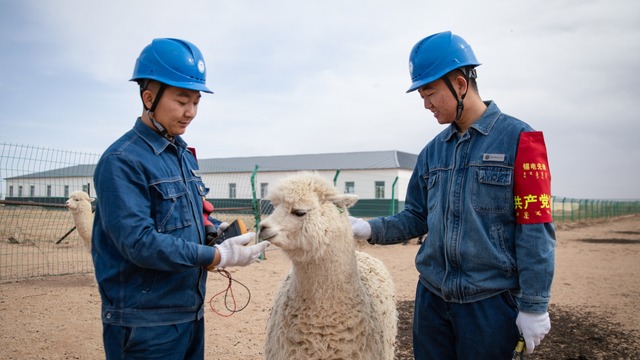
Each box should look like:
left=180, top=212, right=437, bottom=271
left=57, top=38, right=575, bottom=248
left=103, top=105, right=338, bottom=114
left=103, top=318, right=205, bottom=360
left=413, top=281, right=521, bottom=359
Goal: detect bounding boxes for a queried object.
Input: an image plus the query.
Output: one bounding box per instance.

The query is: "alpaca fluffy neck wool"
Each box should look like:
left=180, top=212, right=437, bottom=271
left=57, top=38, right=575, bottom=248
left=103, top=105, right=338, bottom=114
left=289, top=233, right=365, bottom=300
left=70, top=202, right=93, bottom=243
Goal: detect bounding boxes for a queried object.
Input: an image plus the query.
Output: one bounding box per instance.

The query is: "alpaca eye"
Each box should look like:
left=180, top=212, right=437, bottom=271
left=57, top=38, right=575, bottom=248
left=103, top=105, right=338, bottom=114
left=293, top=210, right=306, bottom=217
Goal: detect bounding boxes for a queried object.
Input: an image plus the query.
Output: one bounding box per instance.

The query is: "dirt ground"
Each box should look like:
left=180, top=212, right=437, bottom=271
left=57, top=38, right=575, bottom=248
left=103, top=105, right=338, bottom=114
left=1, top=215, right=639, bottom=359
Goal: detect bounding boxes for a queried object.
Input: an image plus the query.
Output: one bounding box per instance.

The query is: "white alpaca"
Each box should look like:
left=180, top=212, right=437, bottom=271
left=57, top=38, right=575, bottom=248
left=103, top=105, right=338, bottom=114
left=260, top=172, right=397, bottom=360
left=66, top=191, right=96, bottom=285
left=65, top=191, right=94, bottom=254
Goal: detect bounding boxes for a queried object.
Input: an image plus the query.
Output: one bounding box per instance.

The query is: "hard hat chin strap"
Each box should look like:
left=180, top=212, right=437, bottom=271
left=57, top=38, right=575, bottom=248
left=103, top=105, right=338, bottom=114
left=441, top=67, right=476, bottom=121
left=139, top=81, right=167, bottom=112
left=140, top=82, right=173, bottom=141
left=146, top=110, right=172, bottom=141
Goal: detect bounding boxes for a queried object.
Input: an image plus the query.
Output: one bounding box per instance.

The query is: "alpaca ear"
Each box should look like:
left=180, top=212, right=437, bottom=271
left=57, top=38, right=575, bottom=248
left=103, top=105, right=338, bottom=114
left=330, top=194, right=359, bottom=210
left=89, top=197, right=96, bottom=203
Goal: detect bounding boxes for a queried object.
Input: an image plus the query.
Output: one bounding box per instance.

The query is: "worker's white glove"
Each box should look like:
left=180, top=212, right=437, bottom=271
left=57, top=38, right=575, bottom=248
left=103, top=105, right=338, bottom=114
left=214, top=232, right=270, bottom=268
left=216, top=222, right=229, bottom=236
left=349, top=216, right=371, bottom=240
left=516, top=311, right=551, bottom=354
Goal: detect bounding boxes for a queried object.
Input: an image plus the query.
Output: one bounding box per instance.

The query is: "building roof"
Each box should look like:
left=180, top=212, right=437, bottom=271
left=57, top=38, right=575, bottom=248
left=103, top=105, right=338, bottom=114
left=198, top=150, right=418, bottom=173
left=5, top=150, right=418, bottom=179
left=5, top=164, right=97, bottom=179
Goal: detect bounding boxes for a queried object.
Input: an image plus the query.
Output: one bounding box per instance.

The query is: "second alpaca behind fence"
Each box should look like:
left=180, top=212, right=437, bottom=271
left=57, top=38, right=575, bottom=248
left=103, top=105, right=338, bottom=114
left=65, top=191, right=94, bottom=254
left=65, top=191, right=96, bottom=285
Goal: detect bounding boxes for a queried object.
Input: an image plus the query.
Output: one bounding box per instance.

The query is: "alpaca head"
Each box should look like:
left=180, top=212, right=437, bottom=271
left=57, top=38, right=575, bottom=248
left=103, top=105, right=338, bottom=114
left=258, top=172, right=358, bottom=261
left=66, top=191, right=95, bottom=213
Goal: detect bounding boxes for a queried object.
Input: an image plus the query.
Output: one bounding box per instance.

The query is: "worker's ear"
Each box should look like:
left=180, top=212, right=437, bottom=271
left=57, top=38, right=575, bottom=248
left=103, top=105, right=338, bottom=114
left=142, top=89, right=155, bottom=110
left=330, top=194, right=359, bottom=210
left=455, top=75, right=468, bottom=96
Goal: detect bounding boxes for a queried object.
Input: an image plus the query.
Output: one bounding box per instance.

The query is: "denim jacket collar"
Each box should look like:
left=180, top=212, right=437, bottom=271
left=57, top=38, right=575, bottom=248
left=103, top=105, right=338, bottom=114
left=133, top=118, right=189, bottom=156
left=442, top=100, right=500, bottom=141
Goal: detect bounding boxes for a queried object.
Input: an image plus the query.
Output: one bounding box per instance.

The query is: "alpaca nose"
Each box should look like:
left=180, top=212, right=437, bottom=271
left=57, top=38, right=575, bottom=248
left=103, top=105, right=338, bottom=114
left=258, top=221, right=275, bottom=241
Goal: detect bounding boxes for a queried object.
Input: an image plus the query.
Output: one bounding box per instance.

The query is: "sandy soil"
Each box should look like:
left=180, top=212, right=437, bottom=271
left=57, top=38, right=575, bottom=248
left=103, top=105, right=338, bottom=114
left=1, top=215, right=639, bottom=359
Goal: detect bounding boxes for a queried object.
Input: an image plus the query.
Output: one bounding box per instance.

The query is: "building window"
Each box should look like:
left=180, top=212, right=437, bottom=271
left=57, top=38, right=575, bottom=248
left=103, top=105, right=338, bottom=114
left=375, top=181, right=385, bottom=199
left=82, top=184, right=89, bottom=194
left=47, top=185, right=52, bottom=197
left=9, top=186, right=13, bottom=197
left=260, top=183, right=268, bottom=198
left=19, top=186, right=23, bottom=197
left=64, top=186, right=69, bottom=198
left=30, top=186, right=35, bottom=197
left=345, top=182, right=355, bottom=194
left=229, top=183, right=236, bottom=199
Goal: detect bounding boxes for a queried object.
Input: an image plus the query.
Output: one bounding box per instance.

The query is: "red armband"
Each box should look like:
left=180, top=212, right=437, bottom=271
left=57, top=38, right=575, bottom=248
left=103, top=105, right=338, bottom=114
left=514, top=131, right=552, bottom=224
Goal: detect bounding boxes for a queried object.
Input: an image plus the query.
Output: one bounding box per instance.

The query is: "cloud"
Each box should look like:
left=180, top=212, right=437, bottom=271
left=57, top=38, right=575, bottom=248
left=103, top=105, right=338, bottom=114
left=1, top=0, right=639, bottom=199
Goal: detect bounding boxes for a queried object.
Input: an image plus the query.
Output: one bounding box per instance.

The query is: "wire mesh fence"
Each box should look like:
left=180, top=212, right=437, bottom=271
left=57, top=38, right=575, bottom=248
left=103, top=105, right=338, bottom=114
left=1, top=144, right=101, bottom=280
left=2, top=143, right=639, bottom=280
left=552, top=197, right=640, bottom=223
left=0, top=144, right=264, bottom=280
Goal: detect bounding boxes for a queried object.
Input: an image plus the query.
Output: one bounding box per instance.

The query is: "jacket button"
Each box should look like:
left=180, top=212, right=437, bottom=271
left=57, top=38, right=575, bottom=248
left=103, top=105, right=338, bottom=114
left=106, top=313, right=111, bottom=319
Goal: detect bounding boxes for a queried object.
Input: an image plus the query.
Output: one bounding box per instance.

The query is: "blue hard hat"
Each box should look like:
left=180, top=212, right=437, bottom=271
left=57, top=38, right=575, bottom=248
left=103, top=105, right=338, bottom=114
left=130, top=38, right=213, bottom=93
left=406, top=31, right=481, bottom=93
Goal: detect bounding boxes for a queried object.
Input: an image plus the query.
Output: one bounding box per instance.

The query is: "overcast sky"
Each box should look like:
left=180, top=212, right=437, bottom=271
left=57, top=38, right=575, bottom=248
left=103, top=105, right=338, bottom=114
left=1, top=0, right=639, bottom=200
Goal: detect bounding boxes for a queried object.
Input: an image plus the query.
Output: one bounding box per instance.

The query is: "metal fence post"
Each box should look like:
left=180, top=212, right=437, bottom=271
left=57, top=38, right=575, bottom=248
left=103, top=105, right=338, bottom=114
left=549, top=195, right=556, bottom=223
left=577, top=199, right=581, bottom=221
left=333, top=169, right=340, bottom=187
left=250, top=164, right=263, bottom=260
left=390, top=176, right=398, bottom=216
left=584, top=199, right=588, bottom=220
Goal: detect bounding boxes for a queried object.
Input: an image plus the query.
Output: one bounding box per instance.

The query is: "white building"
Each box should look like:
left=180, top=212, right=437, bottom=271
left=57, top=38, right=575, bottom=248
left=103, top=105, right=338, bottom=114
left=4, top=164, right=96, bottom=204
left=197, top=150, right=417, bottom=202
left=4, top=150, right=417, bottom=207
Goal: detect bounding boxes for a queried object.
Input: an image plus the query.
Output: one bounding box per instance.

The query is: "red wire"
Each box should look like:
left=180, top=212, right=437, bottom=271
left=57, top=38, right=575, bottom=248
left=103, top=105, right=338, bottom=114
left=209, top=269, right=237, bottom=317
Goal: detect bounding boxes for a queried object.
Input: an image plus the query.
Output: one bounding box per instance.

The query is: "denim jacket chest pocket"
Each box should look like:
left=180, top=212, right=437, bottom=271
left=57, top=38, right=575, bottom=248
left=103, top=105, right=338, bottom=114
left=189, top=176, right=210, bottom=199
left=150, top=179, right=192, bottom=232
left=472, top=167, right=513, bottom=214
left=424, top=171, right=441, bottom=214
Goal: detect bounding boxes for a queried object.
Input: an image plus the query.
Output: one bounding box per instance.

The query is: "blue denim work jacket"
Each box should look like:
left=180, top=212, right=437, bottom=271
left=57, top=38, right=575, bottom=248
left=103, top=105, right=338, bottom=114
left=92, top=118, right=216, bottom=327
left=369, top=101, right=556, bottom=313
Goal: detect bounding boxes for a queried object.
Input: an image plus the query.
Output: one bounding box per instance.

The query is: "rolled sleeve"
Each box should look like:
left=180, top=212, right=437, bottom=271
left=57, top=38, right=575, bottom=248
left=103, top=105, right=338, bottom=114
left=196, top=245, right=216, bottom=268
